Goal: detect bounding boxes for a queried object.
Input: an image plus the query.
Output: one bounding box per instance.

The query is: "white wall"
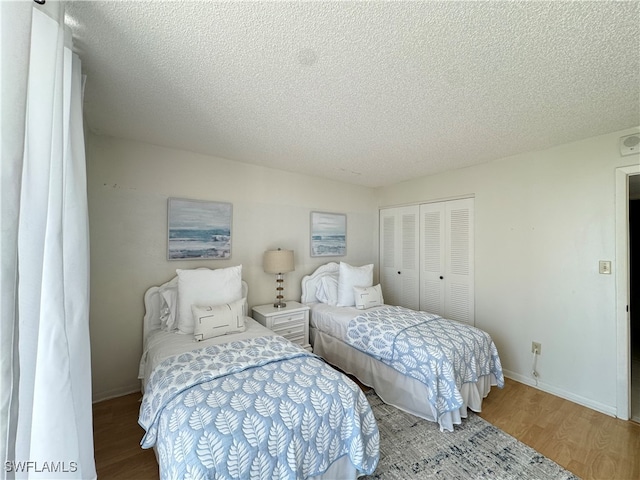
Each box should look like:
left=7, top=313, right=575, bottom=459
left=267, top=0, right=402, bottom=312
left=375, top=127, right=640, bottom=416
left=88, top=126, right=639, bottom=412
left=86, top=134, right=377, bottom=401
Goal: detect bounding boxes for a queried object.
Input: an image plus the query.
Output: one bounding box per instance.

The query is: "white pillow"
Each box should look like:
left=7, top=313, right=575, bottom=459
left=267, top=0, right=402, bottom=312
left=158, top=280, right=178, bottom=331
left=353, top=284, right=384, bottom=310
left=192, top=297, right=246, bottom=341
left=176, top=265, right=242, bottom=334
left=337, top=262, right=373, bottom=307
left=316, top=275, right=339, bottom=305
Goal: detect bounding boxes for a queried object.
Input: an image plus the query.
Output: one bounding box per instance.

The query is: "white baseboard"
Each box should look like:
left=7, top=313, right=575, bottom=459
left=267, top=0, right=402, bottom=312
left=92, top=383, right=141, bottom=404
left=503, top=369, right=617, bottom=418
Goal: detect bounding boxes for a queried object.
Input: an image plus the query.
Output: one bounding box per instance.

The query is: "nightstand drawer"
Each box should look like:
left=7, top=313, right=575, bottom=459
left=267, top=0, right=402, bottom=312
left=251, top=301, right=311, bottom=351
left=271, top=321, right=305, bottom=338
left=270, top=311, right=306, bottom=327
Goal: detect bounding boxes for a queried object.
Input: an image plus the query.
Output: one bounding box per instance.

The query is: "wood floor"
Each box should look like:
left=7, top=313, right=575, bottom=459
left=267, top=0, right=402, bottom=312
left=478, top=378, right=640, bottom=480
left=93, top=377, right=640, bottom=479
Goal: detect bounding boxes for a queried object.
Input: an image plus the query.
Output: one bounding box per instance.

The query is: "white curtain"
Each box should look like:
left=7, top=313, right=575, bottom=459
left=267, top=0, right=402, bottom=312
left=1, top=2, right=95, bottom=479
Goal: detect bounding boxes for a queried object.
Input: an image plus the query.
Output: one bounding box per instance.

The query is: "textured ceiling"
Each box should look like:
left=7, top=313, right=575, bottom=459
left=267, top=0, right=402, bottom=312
left=65, top=1, right=640, bottom=188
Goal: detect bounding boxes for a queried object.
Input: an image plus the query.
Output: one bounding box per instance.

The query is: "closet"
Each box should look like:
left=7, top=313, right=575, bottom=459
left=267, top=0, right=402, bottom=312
left=379, top=198, right=475, bottom=325
left=380, top=206, right=420, bottom=310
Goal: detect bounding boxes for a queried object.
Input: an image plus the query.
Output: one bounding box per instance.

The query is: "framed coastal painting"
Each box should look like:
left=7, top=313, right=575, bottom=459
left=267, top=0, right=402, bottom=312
left=310, top=211, right=346, bottom=257
left=167, top=198, right=232, bottom=260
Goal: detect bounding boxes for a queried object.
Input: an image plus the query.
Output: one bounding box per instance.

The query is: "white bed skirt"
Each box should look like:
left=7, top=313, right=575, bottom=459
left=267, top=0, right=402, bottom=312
left=311, top=327, right=498, bottom=432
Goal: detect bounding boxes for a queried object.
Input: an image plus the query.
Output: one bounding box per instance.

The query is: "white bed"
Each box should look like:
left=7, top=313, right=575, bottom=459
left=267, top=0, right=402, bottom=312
left=301, top=262, right=504, bottom=432
left=138, top=267, right=379, bottom=480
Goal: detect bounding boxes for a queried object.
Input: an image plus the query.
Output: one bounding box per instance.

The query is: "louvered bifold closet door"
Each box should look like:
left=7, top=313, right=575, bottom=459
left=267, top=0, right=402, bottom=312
left=398, top=208, right=420, bottom=310
left=419, top=198, right=474, bottom=325
left=419, top=203, right=446, bottom=316
left=380, top=210, right=398, bottom=305
left=444, top=199, right=474, bottom=325
left=379, top=206, right=420, bottom=309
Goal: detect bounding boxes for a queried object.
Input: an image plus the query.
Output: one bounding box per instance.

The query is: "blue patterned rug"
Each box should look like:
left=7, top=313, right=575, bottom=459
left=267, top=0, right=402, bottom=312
left=363, top=391, right=580, bottom=479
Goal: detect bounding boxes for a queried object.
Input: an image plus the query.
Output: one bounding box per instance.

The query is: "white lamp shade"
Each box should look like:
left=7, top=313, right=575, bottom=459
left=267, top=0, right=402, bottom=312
left=263, top=249, right=294, bottom=274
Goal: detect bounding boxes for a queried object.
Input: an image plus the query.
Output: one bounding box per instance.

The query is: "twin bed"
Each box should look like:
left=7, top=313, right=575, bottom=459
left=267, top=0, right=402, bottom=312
left=138, top=262, right=504, bottom=478
left=301, top=262, right=504, bottom=433
left=138, top=266, right=379, bottom=480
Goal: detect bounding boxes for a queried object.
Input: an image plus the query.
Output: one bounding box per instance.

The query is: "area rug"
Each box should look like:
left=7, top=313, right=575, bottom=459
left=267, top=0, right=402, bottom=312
left=363, top=391, right=580, bottom=479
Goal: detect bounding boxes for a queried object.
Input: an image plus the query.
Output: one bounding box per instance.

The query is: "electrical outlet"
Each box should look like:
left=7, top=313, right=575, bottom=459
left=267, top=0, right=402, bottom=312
left=531, top=342, right=541, bottom=354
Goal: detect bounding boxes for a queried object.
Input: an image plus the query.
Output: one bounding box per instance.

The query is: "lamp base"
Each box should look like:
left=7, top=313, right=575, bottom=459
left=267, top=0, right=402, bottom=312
left=273, top=301, right=287, bottom=308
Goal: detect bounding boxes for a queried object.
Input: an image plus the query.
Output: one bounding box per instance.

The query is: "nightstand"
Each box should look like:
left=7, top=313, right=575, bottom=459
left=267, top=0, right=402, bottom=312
left=251, top=301, right=311, bottom=351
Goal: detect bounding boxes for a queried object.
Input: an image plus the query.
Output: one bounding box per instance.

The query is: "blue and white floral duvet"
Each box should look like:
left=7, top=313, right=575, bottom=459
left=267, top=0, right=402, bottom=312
left=345, top=306, right=504, bottom=423
left=139, top=335, right=379, bottom=480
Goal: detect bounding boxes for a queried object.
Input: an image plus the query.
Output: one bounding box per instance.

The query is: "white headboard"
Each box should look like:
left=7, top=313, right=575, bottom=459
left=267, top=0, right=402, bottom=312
left=300, top=262, right=340, bottom=304
left=142, top=275, right=248, bottom=344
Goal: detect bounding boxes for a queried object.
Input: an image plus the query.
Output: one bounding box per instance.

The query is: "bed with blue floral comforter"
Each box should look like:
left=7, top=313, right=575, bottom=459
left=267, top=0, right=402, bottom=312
left=345, top=306, right=504, bottom=425
left=139, top=335, right=379, bottom=480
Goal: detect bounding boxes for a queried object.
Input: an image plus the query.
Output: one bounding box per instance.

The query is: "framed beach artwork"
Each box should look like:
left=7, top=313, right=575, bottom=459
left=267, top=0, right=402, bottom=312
left=310, top=211, right=346, bottom=257
left=167, top=198, right=232, bottom=260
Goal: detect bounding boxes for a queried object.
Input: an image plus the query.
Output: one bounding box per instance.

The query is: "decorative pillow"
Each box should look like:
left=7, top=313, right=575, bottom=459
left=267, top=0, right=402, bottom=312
left=337, top=262, right=373, bottom=307
left=316, top=274, right=339, bottom=305
left=192, top=297, right=246, bottom=341
left=176, top=265, right=242, bottom=334
left=353, top=284, right=384, bottom=310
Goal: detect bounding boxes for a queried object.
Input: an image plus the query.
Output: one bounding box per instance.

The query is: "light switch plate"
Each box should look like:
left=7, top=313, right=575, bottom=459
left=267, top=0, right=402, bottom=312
left=599, top=261, right=611, bottom=275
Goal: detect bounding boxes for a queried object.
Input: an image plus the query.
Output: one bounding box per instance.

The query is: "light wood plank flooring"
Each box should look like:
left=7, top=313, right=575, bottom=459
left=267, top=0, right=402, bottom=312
left=478, top=378, right=640, bottom=480
left=93, top=377, right=640, bottom=479
left=92, top=392, right=157, bottom=479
